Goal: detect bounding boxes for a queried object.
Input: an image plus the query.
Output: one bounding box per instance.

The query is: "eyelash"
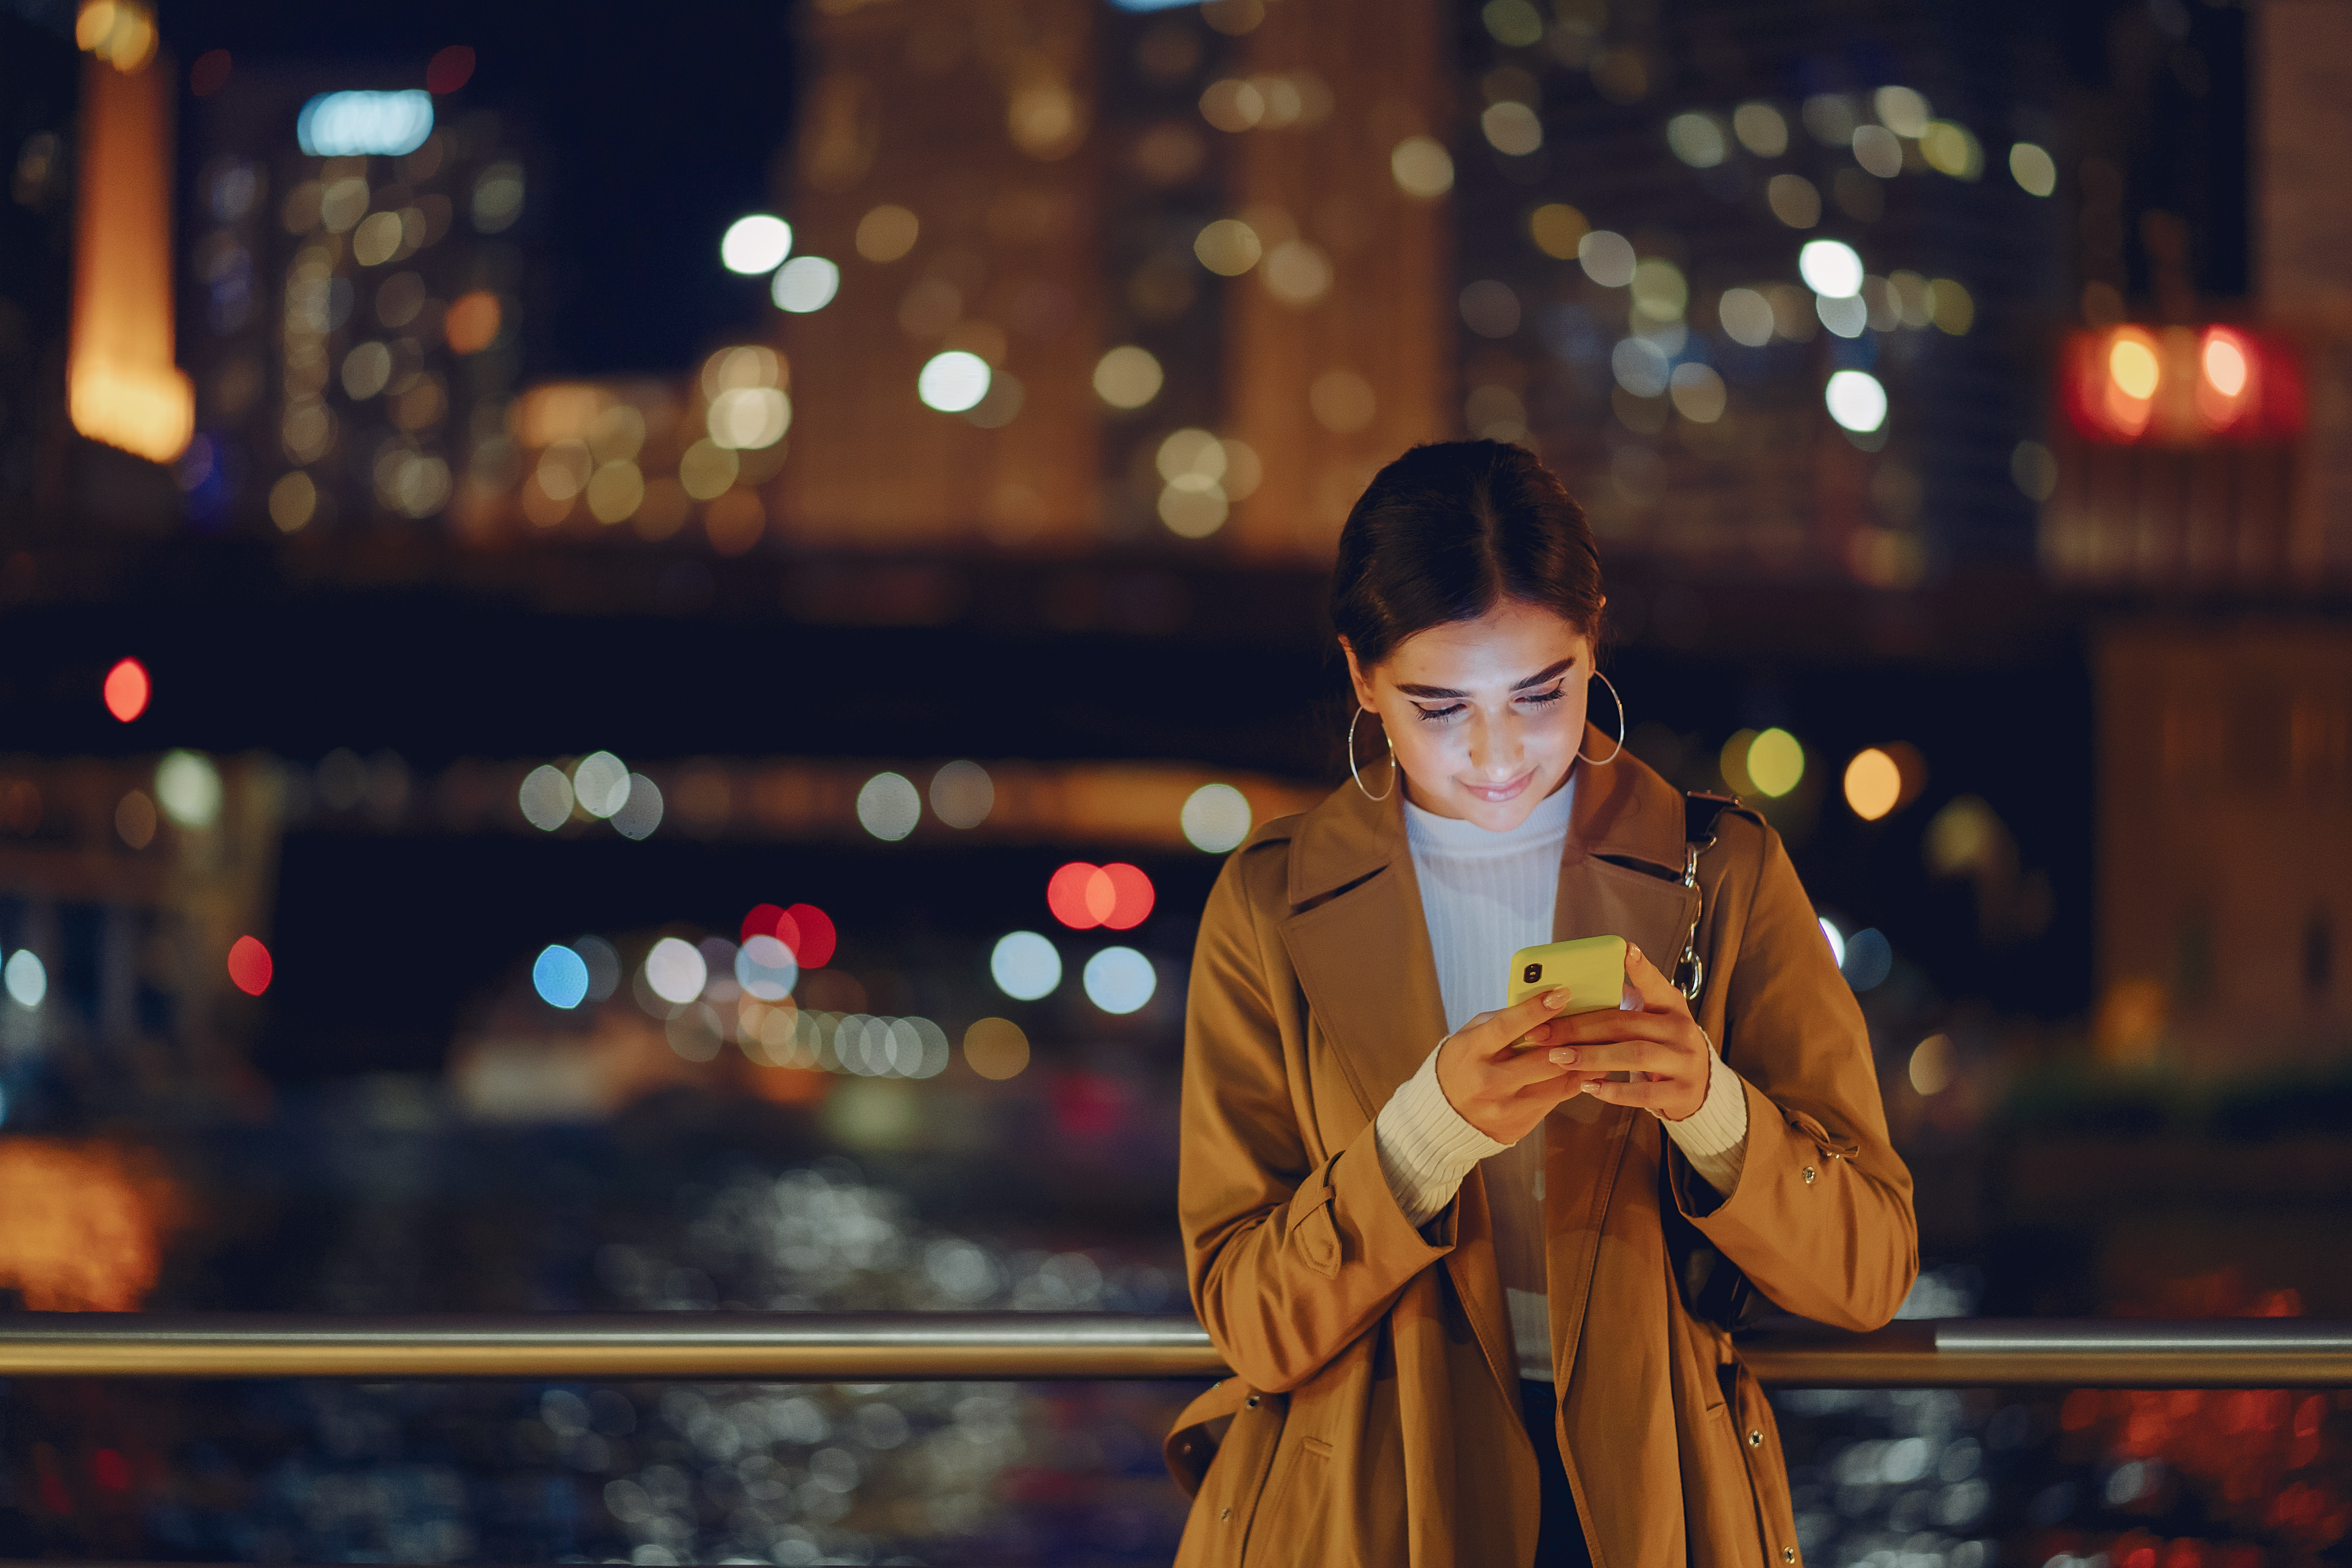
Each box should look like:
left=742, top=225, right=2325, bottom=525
left=1412, top=686, right=1567, bottom=723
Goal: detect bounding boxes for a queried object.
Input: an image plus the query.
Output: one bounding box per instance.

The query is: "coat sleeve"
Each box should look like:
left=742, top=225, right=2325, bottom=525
left=1180, top=846, right=1457, bottom=1393
left=1670, top=820, right=1919, bottom=1332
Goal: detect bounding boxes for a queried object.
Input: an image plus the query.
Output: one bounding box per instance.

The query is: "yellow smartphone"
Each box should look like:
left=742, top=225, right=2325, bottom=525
left=1506, top=935, right=1628, bottom=1016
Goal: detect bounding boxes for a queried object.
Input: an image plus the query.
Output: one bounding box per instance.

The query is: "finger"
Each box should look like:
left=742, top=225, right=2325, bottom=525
left=1622, top=942, right=1693, bottom=1017
left=1468, top=989, right=1574, bottom=1056
left=1489, top=1048, right=1584, bottom=1091
left=1578, top=1076, right=1686, bottom=1111
left=1542, top=1010, right=1681, bottom=1048
left=1548, top=1039, right=1693, bottom=1078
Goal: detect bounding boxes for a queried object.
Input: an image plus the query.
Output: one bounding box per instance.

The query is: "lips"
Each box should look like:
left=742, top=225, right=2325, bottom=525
left=1461, top=770, right=1534, bottom=805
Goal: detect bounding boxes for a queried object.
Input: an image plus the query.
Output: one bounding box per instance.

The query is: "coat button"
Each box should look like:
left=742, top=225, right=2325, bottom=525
left=1783, top=1550, right=1797, bottom=1563
left=1220, top=1508, right=1232, bottom=1521
left=1748, top=1428, right=1763, bottom=1447
left=1245, top=1394, right=1259, bottom=1408
left=1801, top=1165, right=1817, bottom=1185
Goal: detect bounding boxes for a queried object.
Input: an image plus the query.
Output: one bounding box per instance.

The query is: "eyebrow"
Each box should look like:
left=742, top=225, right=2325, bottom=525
left=1394, top=657, right=1577, bottom=701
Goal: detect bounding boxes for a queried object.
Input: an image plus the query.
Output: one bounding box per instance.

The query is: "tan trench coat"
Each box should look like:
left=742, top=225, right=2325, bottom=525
left=1165, top=732, right=1917, bottom=1568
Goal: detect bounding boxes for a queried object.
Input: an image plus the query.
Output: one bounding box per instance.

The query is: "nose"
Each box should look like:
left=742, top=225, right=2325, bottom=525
left=1465, top=711, right=1523, bottom=780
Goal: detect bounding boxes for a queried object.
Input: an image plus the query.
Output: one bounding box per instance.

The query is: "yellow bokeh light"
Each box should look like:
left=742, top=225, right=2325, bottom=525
left=1908, top=1033, right=1954, bottom=1096
left=1093, top=345, right=1163, bottom=409
left=963, top=1017, right=1030, bottom=1080
left=2107, top=334, right=2160, bottom=401
left=268, top=471, right=316, bottom=532
left=854, top=204, right=919, bottom=263
left=1389, top=136, right=1454, bottom=199
left=1747, top=728, right=1804, bottom=797
left=1528, top=203, right=1587, bottom=260
left=1193, top=218, right=1263, bottom=277
left=1843, top=747, right=1901, bottom=820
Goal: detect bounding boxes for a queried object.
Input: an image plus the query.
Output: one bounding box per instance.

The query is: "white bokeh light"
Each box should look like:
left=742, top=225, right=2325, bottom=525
left=1824, top=369, right=1889, bottom=432
left=1180, top=783, right=1252, bottom=853
left=572, top=751, right=630, bottom=818
left=2, top=950, right=45, bottom=1008
left=735, top=935, right=799, bottom=1001
left=721, top=214, right=793, bottom=275
left=1798, top=239, right=1865, bottom=298
left=991, top=931, right=1062, bottom=1001
left=917, top=351, right=992, bottom=414
left=771, top=255, right=839, bottom=313
left=519, top=764, right=573, bottom=831
left=1083, top=947, right=1157, bottom=1015
left=856, top=771, right=921, bottom=840
left=643, top=937, right=708, bottom=1006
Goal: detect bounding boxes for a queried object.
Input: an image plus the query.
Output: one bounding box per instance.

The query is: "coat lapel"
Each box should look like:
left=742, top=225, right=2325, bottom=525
left=1275, top=778, right=1523, bottom=1408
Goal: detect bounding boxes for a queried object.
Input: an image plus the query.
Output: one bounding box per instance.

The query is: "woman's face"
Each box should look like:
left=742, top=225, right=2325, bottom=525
left=1343, top=597, right=1599, bottom=831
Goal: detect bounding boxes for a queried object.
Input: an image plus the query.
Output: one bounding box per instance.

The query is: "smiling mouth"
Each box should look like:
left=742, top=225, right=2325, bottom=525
left=1461, top=771, right=1535, bottom=804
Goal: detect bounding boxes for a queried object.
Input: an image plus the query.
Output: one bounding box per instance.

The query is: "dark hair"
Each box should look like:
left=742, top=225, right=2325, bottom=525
left=1329, top=440, right=1604, bottom=670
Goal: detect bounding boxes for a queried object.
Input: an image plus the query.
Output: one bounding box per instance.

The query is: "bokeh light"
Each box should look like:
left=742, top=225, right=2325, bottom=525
left=735, top=935, right=798, bottom=1001
left=771, top=256, right=840, bottom=313
left=1092, top=346, right=1163, bottom=408
left=1825, top=369, right=1889, bottom=433
left=1482, top=101, right=1542, bottom=156
left=643, top=937, right=707, bottom=1006
left=990, top=931, right=1061, bottom=1001
left=575, top=936, right=621, bottom=1000
left=114, top=789, right=156, bottom=849
left=1528, top=203, right=1587, bottom=260
left=1666, top=112, right=1726, bottom=167
left=751, top=903, right=837, bottom=968
left=297, top=90, right=433, bottom=158
left=3, top=950, right=46, bottom=1008
left=720, top=214, right=793, bottom=275
left=928, top=760, right=994, bottom=829
left=2009, top=141, right=2057, bottom=197
left=917, top=352, right=991, bottom=414
left=1733, top=101, right=1788, bottom=156
left=1748, top=728, right=1806, bottom=797
left=856, top=772, right=921, bottom=840
left=1082, top=947, right=1156, bottom=1014
left=707, top=387, right=791, bottom=449
left=963, top=1017, right=1030, bottom=1080
left=1181, top=782, right=1252, bottom=852
left=1843, top=928, right=1894, bottom=991
left=226, top=935, right=273, bottom=998
left=1577, top=230, right=1636, bottom=288
left=1844, top=748, right=1902, bottom=820
left=518, top=764, right=573, bottom=831
left=1389, top=136, right=1454, bottom=198
left=532, top=944, right=590, bottom=1009
left=611, top=774, right=662, bottom=840
left=1909, top=1032, right=1954, bottom=1095
left=103, top=657, right=149, bottom=722
left=154, top=750, right=222, bottom=829
left=1047, top=862, right=1154, bottom=930
left=1799, top=239, right=1864, bottom=298
left=1818, top=917, right=1846, bottom=968
left=854, top=204, right=919, bottom=262
left=572, top=751, right=630, bottom=818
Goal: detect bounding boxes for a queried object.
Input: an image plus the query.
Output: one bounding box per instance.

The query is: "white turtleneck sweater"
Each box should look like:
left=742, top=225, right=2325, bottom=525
left=1374, top=775, right=1751, bottom=1382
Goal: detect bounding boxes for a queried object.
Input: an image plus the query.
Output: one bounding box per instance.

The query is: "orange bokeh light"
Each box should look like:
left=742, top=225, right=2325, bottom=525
left=445, top=290, right=501, bottom=355
left=102, top=656, right=149, bottom=722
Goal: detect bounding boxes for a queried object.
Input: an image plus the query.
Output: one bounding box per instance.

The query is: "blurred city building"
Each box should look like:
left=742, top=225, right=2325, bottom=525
left=177, top=51, right=527, bottom=537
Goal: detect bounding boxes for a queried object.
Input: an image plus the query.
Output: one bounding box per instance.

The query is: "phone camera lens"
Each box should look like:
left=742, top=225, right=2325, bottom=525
left=1523, top=963, right=1541, bottom=984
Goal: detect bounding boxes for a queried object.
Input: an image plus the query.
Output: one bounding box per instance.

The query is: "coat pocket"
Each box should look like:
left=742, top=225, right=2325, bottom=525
left=1241, top=1428, right=1336, bottom=1568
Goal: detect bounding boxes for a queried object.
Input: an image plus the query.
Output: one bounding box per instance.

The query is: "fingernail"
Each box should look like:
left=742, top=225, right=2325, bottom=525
left=1545, top=990, right=1568, bottom=1009
left=1549, top=1048, right=1576, bottom=1065
left=1628, top=944, right=1643, bottom=962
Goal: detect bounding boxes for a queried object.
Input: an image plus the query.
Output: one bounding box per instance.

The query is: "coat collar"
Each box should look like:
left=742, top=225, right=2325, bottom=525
left=1286, top=723, right=1688, bottom=908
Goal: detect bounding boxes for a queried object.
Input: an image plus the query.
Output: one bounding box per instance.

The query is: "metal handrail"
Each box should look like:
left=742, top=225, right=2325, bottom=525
left=0, top=1314, right=2343, bottom=1386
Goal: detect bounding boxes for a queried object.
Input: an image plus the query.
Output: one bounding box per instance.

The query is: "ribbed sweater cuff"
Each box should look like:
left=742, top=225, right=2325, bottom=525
left=1374, top=1040, right=1511, bottom=1228
left=1660, top=1047, right=1749, bottom=1197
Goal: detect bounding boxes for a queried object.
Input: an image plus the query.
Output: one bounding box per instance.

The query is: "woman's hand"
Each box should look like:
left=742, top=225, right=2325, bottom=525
left=1543, top=944, right=1711, bottom=1122
left=1434, top=987, right=1607, bottom=1146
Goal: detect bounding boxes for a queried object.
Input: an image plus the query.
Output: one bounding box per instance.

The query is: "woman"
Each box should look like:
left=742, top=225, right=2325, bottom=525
left=1164, top=441, right=1916, bottom=1567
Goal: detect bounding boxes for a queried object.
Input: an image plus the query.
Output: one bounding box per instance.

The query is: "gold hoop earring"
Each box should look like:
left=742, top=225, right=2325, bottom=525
left=1578, top=670, right=1626, bottom=766
left=1348, top=705, right=1396, bottom=802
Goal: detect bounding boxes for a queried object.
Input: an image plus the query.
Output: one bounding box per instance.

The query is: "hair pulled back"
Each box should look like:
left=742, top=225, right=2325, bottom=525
left=1329, top=440, right=1604, bottom=670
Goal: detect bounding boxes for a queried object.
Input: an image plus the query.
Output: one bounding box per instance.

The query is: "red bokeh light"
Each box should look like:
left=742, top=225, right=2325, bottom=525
left=426, top=44, right=475, bottom=95
left=741, top=902, right=833, bottom=965
left=90, top=1449, right=130, bottom=1492
left=1046, top=862, right=1154, bottom=931
left=2060, top=325, right=2307, bottom=446
left=226, top=936, right=273, bottom=997
left=102, top=658, right=149, bottom=723
left=189, top=49, right=231, bottom=97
